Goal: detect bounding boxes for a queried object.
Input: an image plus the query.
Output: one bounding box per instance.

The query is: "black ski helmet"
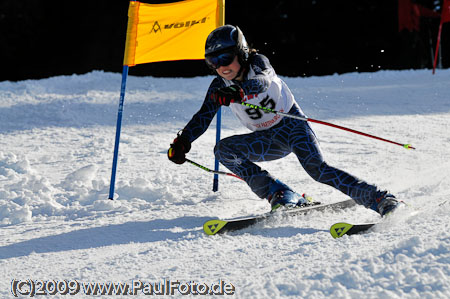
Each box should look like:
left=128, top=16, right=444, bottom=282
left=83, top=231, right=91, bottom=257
left=205, top=25, right=249, bottom=65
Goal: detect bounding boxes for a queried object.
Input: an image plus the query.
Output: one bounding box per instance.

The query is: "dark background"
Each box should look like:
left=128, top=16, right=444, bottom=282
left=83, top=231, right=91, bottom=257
left=0, top=0, right=448, bottom=82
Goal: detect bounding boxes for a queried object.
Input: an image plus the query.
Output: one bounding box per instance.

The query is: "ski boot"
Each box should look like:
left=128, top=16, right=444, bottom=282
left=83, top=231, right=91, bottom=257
left=267, top=179, right=317, bottom=212
left=371, top=191, right=403, bottom=217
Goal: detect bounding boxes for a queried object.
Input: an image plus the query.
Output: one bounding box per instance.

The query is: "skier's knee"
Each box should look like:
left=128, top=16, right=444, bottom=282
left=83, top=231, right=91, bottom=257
left=305, top=160, right=327, bottom=182
left=214, top=138, right=235, bottom=160
left=214, top=139, right=229, bottom=161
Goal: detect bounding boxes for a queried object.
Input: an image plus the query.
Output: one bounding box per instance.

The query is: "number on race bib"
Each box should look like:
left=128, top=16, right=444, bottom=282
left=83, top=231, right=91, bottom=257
left=245, top=96, right=275, bottom=120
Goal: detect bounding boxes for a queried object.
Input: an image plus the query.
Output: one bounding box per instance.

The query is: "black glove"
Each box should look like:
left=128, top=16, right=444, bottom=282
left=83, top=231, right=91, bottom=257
left=210, top=85, right=244, bottom=106
left=168, top=134, right=191, bottom=164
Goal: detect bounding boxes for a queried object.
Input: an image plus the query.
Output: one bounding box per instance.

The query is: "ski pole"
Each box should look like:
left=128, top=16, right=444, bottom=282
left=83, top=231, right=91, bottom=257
left=186, top=158, right=244, bottom=181
left=237, top=102, right=415, bottom=150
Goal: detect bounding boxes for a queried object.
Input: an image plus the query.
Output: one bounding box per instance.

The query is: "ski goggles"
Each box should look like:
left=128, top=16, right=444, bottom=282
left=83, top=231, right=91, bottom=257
left=205, top=50, right=236, bottom=69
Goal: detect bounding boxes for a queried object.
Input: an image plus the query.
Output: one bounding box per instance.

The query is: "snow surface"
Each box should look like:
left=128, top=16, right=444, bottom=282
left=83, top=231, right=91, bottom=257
left=0, top=69, right=449, bottom=298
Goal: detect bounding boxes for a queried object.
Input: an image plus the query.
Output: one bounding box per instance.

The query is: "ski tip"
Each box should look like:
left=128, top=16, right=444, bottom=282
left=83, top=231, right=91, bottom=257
left=203, top=219, right=228, bottom=235
left=329, top=222, right=353, bottom=239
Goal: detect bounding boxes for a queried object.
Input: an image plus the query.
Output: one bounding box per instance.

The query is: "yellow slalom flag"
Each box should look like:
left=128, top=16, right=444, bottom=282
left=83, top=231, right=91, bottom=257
left=124, top=0, right=225, bottom=66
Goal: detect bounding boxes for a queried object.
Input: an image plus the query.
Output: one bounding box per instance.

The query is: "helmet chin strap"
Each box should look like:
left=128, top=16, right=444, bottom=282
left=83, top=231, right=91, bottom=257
left=232, top=65, right=245, bottom=81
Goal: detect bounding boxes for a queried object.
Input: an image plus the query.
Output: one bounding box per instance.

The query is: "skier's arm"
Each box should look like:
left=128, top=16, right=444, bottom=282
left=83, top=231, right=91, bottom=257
left=179, top=79, right=222, bottom=143
left=168, top=79, right=223, bottom=164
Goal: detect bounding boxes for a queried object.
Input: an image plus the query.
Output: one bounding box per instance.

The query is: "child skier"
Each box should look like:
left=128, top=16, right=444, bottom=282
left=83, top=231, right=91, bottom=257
left=167, top=25, right=399, bottom=216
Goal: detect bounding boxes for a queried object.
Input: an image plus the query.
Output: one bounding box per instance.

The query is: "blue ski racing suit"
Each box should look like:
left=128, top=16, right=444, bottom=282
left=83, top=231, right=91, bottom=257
left=178, top=53, right=384, bottom=208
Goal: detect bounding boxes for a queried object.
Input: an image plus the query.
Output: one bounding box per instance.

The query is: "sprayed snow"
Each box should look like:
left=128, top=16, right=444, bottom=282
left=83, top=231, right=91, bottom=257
left=0, top=69, right=449, bottom=298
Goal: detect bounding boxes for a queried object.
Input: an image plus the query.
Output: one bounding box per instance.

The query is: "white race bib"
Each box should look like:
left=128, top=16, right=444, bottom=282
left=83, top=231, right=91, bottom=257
left=228, top=70, right=294, bottom=131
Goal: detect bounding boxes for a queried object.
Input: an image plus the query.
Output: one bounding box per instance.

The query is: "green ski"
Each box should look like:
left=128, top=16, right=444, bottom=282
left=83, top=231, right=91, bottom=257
left=203, top=199, right=356, bottom=235
left=330, top=222, right=377, bottom=238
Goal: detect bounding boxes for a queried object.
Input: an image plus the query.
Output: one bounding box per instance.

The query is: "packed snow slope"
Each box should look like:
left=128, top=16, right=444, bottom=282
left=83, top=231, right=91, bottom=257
left=0, top=69, right=449, bottom=298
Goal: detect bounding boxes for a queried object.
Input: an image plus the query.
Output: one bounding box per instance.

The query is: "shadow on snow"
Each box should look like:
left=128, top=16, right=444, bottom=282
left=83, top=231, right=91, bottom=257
left=0, top=216, right=209, bottom=260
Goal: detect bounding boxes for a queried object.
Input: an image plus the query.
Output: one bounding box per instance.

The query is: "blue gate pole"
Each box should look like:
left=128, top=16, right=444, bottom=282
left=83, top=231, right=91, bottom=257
left=212, top=107, right=222, bottom=192
left=108, top=65, right=129, bottom=199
